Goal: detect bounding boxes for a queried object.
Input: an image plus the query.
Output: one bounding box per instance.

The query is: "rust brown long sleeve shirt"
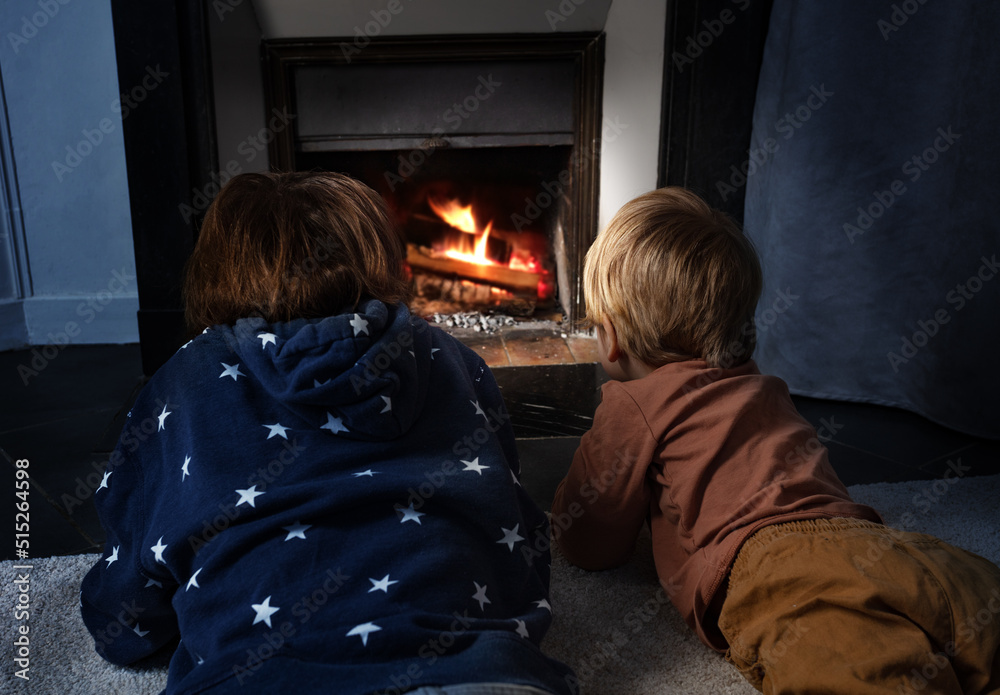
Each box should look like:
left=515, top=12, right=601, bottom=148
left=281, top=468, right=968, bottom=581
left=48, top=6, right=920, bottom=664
left=551, top=359, right=882, bottom=651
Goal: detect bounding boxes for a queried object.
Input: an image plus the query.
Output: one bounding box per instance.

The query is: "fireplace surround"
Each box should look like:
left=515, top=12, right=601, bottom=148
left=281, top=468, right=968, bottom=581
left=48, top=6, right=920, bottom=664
left=107, top=1, right=768, bottom=375
left=261, top=33, right=604, bottom=325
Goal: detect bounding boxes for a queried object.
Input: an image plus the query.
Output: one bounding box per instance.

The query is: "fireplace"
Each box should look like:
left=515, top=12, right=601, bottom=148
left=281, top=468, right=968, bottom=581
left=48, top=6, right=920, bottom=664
left=262, top=34, right=604, bottom=325
left=297, top=145, right=564, bottom=317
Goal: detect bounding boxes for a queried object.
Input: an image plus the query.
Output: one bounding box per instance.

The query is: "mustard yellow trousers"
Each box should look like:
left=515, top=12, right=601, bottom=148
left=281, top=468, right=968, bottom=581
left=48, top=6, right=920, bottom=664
left=718, top=518, right=1000, bottom=694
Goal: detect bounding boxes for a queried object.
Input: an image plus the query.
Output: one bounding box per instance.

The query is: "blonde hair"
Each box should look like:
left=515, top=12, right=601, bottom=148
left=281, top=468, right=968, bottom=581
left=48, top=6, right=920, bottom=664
left=583, top=187, right=762, bottom=368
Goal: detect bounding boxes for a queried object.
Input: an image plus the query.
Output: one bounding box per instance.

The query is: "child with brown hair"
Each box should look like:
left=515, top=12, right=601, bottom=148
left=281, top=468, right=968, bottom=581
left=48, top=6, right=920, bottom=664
left=81, top=172, right=573, bottom=695
left=552, top=186, right=1000, bottom=693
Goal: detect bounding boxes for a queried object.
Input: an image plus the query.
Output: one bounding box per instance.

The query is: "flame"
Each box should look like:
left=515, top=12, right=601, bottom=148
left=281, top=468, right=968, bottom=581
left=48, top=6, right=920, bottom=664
left=508, top=253, right=541, bottom=273
left=429, top=197, right=495, bottom=266
left=428, top=198, right=478, bottom=234
left=428, top=196, right=545, bottom=281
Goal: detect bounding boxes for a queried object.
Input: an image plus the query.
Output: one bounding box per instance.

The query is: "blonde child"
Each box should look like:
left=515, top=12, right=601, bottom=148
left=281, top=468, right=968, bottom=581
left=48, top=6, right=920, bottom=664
left=552, top=186, right=1000, bottom=694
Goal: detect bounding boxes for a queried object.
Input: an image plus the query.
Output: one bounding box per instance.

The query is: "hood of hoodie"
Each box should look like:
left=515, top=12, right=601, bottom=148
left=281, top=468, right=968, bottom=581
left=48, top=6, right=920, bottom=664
left=222, top=300, right=433, bottom=441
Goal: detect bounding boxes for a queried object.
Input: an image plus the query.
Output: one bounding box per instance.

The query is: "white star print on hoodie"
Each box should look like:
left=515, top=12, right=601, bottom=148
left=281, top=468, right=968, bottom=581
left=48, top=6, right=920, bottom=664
left=81, top=300, right=573, bottom=694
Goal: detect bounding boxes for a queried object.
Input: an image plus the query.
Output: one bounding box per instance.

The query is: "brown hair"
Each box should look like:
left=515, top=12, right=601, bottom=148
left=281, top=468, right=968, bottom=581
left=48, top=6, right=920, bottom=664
left=183, top=171, right=409, bottom=335
left=583, top=186, right=762, bottom=368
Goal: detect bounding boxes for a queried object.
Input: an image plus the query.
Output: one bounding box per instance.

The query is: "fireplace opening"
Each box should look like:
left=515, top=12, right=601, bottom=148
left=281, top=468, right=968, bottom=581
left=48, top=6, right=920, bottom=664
left=403, top=187, right=556, bottom=318
left=297, top=144, right=570, bottom=317
left=264, top=34, right=604, bottom=325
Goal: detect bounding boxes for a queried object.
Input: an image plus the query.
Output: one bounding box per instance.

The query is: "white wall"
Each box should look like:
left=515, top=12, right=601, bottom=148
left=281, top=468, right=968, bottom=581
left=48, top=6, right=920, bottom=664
left=598, top=0, right=666, bottom=232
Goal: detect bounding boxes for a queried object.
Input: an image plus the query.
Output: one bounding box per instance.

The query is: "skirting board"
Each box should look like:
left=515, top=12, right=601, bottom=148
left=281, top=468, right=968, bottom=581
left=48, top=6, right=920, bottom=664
left=1, top=294, right=139, bottom=348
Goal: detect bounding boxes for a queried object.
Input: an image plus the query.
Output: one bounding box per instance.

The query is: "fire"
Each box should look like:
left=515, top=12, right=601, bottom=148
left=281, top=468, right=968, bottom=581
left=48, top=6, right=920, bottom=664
left=428, top=198, right=477, bottom=234
left=428, top=196, right=544, bottom=277
left=428, top=198, right=495, bottom=266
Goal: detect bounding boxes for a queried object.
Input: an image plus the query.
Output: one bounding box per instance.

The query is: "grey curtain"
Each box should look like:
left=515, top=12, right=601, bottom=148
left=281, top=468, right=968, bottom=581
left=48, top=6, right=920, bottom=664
left=743, top=0, right=1000, bottom=438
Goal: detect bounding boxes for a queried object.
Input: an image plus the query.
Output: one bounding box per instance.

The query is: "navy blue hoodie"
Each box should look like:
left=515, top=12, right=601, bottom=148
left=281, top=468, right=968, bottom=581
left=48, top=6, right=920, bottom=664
left=81, top=300, right=573, bottom=694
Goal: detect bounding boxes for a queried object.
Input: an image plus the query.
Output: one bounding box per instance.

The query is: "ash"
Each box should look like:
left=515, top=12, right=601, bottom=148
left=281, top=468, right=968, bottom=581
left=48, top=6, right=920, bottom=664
left=430, top=312, right=518, bottom=334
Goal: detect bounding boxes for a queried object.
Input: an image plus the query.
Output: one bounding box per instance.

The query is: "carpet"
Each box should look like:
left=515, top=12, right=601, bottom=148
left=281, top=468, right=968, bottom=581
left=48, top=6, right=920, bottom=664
left=3, top=474, right=998, bottom=694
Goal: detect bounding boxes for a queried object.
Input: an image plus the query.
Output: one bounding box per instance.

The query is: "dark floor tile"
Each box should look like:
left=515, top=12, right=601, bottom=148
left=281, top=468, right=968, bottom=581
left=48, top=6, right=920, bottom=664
left=494, top=363, right=607, bottom=438
left=3, top=407, right=118, bottom=484
left=2, top=407, right=119, bottom=477
left=509, top=402, right=596, bottom=438
left=3, top=460, right=99, bottom=560
left=516, top=437, right=579, bottom=510
left=0, top=345, right=143, bottom=433
left=94, top=379, right=144, bottom=453
left=1, top=345, right=141, bottom=559
left=1, top=403, right=122, bottom=547
left=32, top=462, right=108, bottom=551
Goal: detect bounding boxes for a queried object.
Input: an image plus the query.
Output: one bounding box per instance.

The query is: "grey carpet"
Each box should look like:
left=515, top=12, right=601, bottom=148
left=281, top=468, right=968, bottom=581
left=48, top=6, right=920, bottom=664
left=3, top=474, right=998, bottom=694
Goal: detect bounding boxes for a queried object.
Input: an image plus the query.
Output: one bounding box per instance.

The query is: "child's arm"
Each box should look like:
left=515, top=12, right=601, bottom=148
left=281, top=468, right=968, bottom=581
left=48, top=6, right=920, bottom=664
left=80, top=450, right=179, bottom=664
left=551, top=382, right=655, bottom=570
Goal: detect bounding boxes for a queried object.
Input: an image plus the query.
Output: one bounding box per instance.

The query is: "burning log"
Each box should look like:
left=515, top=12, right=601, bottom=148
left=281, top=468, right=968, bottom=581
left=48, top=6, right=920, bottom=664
left=410, top=271, right=537, bottom=317
left=415, top=273, right=495, bottom=305
left=406, top=244, right=540, bottom=295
